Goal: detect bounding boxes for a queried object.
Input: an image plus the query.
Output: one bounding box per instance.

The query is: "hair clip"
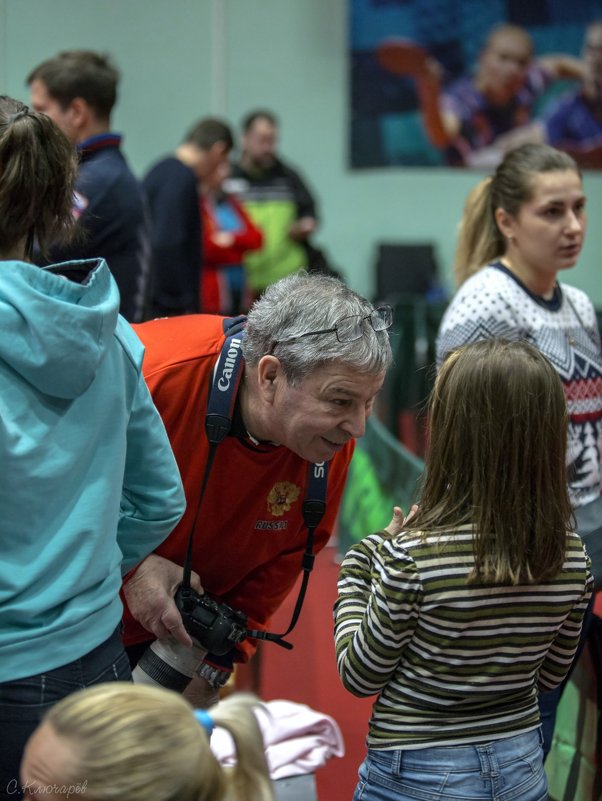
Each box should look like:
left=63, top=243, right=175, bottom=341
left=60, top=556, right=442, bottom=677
left=7, top=109, right=29, bottom=125
left=194, top=709, right=214, bottom=736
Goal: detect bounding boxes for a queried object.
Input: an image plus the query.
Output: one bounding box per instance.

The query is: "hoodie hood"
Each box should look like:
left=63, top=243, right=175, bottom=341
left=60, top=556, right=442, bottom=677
left=0, top=258, right=120, bottom=399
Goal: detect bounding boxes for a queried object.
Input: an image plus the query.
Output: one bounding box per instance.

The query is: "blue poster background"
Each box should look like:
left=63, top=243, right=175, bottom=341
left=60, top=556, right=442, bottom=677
left=349, top=0, right=602, bottom=167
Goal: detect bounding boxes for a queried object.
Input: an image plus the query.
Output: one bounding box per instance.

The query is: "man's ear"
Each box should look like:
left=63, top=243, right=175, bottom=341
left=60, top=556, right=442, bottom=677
left=256, top=355, right=282, bottom=404
left=209, top=141, right=229, bottom=161
left=68, top=97, right=90, bottom=131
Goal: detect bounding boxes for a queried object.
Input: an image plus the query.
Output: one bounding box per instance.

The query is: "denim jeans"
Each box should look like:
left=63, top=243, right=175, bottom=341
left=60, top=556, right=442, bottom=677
left=0, top=626, right=131, bottom=801
left=353, top=729, right=547, bottom=801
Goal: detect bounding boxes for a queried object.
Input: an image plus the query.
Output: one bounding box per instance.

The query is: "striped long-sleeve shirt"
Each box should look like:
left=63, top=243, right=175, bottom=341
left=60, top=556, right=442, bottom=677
left=334, top=527, right=593, bottom=749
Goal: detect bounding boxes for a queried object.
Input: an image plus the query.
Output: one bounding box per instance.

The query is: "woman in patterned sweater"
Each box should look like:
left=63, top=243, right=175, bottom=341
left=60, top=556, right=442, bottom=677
left=437, top=144, right=602, bottom=521
left=335, top=339, right=592, bottom=801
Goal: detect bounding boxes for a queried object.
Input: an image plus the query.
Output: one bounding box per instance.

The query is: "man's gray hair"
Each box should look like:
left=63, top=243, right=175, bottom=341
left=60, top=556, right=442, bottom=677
left=243, top=271, right=393, bottom=384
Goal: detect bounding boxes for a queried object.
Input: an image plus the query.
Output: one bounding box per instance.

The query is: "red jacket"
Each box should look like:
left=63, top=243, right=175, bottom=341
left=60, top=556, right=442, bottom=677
left=123, top=314, right=354, bottom=663
left=200, top=193, right=263, bottom=314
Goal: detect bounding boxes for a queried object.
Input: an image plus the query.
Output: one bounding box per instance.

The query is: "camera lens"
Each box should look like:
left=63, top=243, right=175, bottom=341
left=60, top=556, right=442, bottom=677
left=132, top=639, right=207, bottom=692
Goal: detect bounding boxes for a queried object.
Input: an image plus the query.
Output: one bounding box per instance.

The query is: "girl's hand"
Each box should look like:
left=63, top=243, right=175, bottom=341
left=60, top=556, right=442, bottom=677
left=384, top=504, right=418, bottom=536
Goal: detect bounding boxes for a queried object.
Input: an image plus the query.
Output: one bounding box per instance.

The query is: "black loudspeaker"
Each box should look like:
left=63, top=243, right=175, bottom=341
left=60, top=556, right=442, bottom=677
left=375, top=242, right=438, bottom=302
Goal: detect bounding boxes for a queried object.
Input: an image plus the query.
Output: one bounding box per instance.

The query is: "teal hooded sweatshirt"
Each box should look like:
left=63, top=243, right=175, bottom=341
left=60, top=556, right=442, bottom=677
left=0, top=258, right=185, bottom=681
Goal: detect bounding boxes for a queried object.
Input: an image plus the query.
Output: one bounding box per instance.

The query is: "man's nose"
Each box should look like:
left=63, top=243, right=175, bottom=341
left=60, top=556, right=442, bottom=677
left=341, top=407, right=368, bottom=439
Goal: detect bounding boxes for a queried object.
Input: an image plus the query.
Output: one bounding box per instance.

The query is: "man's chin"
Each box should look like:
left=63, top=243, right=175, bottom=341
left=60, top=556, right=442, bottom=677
left=257, top=157, right=275, bottom=170
left=316, top=438, right=346, bottom=461
left=295, top=445, right=334, bottom=464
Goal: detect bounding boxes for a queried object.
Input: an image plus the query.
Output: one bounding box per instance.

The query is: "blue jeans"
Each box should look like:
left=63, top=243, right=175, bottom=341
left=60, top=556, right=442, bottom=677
left=353, top=729, right=547, bottom=801
left=0, top=625, right=131, bottom=801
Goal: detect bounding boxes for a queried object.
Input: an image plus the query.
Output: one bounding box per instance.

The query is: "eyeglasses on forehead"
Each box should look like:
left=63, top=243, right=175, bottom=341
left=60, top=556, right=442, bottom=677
left=270, top=305, right=393, bottom=353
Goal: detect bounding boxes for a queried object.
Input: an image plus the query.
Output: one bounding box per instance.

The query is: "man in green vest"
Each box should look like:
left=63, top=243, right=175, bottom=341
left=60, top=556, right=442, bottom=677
left=229, top=109, right=319, bottom=296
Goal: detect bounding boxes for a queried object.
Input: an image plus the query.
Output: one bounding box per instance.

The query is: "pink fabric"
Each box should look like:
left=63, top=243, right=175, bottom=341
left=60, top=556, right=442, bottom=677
left=210, top=699, right=345, bottom=779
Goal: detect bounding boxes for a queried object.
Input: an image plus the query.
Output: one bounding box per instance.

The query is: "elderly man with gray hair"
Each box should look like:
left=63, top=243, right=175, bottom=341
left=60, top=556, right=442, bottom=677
left=122, top=270, right=393, bottom=705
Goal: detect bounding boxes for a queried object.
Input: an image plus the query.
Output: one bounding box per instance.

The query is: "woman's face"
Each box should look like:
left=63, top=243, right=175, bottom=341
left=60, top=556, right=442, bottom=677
left=478, top=29, right=532, bottom=102
left=205, top=159, right=231, bottom=193
left=498, top=169, right=586, bottom=281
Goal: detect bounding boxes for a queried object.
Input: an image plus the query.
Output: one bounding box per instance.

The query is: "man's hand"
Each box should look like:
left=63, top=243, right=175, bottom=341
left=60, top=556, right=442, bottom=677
left=289, top=216, right=316, bottom=241
left=123, top=554, right=204, bottom=646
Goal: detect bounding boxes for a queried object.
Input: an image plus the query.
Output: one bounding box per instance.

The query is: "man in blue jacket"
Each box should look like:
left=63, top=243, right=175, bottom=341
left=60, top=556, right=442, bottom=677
left=143, top=118, right=233, bottom=317
left=28, top=50, right=149, bottom=322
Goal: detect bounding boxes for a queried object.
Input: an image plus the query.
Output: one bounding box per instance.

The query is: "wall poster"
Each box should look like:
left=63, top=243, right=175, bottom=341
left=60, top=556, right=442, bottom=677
left=350, top=0, right=602, bottom=168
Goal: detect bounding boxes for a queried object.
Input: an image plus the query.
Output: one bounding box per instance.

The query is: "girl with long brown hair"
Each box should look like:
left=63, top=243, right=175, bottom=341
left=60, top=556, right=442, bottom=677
left=335, top=339, right=592, bottom=801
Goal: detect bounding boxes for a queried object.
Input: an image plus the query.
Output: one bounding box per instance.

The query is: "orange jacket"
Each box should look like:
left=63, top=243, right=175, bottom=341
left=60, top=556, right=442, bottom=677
left=123, top=314, right=354, bottom=663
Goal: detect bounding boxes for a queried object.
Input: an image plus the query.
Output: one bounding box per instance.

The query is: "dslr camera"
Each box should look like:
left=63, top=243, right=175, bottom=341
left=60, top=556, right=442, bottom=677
left=174, top=585, right=248, bottom=655
left=131, top=587, right=248, bottom=693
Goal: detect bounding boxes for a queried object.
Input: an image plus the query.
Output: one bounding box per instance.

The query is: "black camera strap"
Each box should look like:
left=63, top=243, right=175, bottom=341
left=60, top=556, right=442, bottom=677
left=181, top=317, right=246, bottom=596
left=180, top=316, right=327, bottom=650
left=247, top=460, right=327, bottom=650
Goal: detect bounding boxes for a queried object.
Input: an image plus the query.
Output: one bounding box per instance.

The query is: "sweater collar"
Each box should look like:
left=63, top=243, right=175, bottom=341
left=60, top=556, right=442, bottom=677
left=77, top=132, right=122, bottom=161
left=491, top=261, right=562, bottom=311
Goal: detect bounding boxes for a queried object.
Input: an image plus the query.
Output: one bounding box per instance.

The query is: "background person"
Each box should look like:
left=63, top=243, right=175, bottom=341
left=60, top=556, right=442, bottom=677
left=229, top=109, right=319, bottom=297
left=27, top=50, right=149, bottom=322
left=436, top=142, right=602, bottom=756
left=121, top=271, right=393, bottom=706
left=199, top=159, right=263, bottom=316
left=143, top=118, right=234, bottom=318
left=0, top=97, right=186, bottom=800
left=381, top=24, right=586, bottom=167
left=545, top=21, right=602, bottom=169
left=20, top=683, right=273, bottom=801
left=335, top=339, right=593, bottom=801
